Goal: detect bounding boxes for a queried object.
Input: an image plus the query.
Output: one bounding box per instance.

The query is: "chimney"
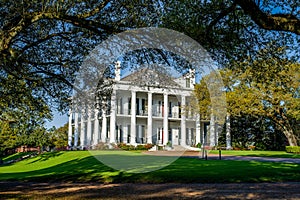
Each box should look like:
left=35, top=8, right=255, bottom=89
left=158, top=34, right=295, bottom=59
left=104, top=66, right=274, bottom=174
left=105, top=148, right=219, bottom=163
left=189, top=68, right=195, bottom=87
left=115, top=61, right=121, bottom=81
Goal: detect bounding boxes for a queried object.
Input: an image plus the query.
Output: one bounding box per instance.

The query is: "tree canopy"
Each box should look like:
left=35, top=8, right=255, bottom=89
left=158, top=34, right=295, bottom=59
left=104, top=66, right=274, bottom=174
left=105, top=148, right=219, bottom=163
left=1, top=1, right=299, bottom=112
left=195, top=45, right=299, bottom=147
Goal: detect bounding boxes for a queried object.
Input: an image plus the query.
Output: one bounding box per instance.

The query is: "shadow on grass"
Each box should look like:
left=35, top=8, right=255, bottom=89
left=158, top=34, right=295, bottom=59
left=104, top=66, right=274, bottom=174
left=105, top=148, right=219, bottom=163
left=27, top=151, right=64, bottom=164
left=0, top=152, right=299, bottom=184
left=2, top=152, right=35, bottom=162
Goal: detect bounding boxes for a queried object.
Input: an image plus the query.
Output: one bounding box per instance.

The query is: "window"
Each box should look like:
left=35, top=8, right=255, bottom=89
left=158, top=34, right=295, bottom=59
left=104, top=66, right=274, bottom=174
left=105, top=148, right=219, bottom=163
left=128, top=97, right=131, bottom=115
left=186, top=78, right=190, bottom=88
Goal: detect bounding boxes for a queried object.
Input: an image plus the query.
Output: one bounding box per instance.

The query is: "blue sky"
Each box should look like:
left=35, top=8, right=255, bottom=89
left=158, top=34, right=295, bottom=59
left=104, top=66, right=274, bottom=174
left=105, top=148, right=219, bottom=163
left=45, top=111, right=68, bottom=129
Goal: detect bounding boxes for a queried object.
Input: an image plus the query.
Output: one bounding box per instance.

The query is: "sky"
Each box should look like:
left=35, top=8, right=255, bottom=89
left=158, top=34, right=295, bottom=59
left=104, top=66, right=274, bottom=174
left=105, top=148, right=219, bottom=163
left=45, top=111, right=68, bottom=129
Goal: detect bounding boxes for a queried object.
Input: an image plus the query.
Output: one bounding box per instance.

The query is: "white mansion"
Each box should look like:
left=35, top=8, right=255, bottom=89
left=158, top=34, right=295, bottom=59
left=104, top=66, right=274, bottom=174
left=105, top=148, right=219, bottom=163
left=68, top=62, right=219, bottom=149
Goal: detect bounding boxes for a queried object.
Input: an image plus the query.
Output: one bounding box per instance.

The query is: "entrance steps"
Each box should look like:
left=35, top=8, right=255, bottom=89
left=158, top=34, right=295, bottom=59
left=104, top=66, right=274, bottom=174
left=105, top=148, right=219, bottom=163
left=148, top=145, right=201, bottom=152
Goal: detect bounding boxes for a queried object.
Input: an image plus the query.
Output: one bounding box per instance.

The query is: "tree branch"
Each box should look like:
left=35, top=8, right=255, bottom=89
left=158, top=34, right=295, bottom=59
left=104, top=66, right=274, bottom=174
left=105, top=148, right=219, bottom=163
left=235, top=0, right=300, bottom=35
left=206, top=2, right=237, bottom=35
left=0, top=0, right=119, bottom=56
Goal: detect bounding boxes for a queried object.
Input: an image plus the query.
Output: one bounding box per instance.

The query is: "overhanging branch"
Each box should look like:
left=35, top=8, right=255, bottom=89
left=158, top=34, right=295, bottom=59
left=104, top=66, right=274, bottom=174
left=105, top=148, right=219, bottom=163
left=235, top=0, right=300, bottom=35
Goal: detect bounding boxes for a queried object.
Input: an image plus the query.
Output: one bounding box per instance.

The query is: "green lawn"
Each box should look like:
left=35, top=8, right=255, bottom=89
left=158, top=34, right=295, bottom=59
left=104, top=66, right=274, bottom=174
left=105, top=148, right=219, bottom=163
left=0, top=150, right=299, bottom=183
left=209, top=150, right=300, bottom=159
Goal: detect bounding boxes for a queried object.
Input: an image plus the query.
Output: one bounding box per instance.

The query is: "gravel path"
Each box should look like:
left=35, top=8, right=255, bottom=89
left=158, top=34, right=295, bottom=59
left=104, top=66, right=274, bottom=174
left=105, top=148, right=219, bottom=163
left=1, top=181, right=300, bottom=199
left=143, top=151, right=300, bottom=163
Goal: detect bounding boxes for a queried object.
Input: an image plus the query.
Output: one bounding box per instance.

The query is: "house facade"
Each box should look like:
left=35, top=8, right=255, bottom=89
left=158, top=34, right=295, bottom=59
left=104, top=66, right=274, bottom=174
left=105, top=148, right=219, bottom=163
left=68, top=62, right=218, bottom=149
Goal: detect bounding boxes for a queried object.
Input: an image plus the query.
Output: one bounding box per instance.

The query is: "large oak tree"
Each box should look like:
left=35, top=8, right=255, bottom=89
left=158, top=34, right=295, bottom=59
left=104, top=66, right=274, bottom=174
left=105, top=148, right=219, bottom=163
left=0, top=1, right=299, bottom=140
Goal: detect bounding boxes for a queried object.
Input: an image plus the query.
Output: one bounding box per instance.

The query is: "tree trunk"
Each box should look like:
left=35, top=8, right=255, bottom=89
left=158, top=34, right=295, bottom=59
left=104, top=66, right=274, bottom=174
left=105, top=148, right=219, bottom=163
left=282, top=128, right=298, bottom=146
left=271, top=116, right=298, bottom=147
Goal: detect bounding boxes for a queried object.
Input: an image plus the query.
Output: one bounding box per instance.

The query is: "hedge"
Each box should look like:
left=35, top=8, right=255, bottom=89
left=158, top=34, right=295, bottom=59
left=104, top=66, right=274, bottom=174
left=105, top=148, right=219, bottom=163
left=286, top=146, right=300, bottom=154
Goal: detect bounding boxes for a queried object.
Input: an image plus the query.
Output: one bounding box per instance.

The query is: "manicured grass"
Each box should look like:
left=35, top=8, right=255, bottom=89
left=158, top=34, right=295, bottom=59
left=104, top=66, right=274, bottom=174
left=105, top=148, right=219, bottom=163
left=0, top=151, right=299, bottom=183
left=210, top=150, right=300, bottom=159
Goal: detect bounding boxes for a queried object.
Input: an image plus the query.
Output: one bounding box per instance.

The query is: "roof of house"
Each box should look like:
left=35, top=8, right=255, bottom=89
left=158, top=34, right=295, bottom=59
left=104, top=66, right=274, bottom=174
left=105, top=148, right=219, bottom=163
left=121, top=68, right=182, bottom=88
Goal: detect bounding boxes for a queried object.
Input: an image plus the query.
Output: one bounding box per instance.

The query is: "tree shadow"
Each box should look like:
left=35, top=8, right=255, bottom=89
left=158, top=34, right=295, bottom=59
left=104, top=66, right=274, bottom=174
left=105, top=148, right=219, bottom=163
left=27, top=151, right=64, bottom=164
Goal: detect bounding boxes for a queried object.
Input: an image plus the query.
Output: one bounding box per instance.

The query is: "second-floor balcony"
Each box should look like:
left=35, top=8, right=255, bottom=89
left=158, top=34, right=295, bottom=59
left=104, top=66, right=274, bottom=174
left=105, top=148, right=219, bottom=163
left=136, top=109, right=147, bottom=116
left=169, top=112, right=180, bottom=118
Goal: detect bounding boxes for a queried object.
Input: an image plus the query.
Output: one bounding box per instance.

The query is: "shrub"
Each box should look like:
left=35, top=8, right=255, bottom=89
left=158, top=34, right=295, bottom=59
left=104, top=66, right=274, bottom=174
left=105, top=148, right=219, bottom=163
left=117, top=143, right=135, bottom=150
left=136, top=144, right=154, bottom=150
left=94, top=142, right=109, bottom=150
left=144, top=143, right=154, bottom=150
left=286, top=146, right=300, bottom=154
left=248, top=145, right=256, bottom=151
left=117, top=143, right=154, bottom=151
left=196, top=143, right=202, bottom=148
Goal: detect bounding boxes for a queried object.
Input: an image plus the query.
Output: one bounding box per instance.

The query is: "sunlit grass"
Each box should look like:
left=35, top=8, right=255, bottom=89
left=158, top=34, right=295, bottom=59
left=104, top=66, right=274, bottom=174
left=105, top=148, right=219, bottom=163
left=0, top=151, right=299, bottom=183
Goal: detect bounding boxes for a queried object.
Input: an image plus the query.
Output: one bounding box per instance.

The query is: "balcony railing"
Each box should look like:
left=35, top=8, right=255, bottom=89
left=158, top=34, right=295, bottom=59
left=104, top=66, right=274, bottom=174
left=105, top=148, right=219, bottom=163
left=137, top=109, right=147, bottom=116
left=169, top=112, right=179, bottom=118
left=152, top=110, right=163, bottom=117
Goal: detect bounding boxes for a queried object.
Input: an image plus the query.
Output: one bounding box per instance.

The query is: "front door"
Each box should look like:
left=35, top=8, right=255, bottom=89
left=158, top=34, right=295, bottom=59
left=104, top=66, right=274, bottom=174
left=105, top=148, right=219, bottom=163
left=172, top=129, right=179, bottom=145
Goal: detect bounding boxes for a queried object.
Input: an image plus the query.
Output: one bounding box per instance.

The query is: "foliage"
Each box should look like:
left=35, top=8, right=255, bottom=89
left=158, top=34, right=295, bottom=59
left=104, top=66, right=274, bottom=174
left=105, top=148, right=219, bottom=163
left=0, top=0, right=299, bottom=114
left=0, top=122, right=17, bottom=155
left=286, top=146, right=300, bottom=154
left=194, top=44, right=299, bottom=148
left=162, top=0, right=300, bottom=66
left=225, top=45, right=300, bottom=146
left=0, top=74, right=51, bottom=155
left=226, top=114, right=287, bottom=150
left=93, top=142, right=110, bottom=150
left=49, top=124, right=68, bottom=148
left=117, top=143, right=154, bottom=150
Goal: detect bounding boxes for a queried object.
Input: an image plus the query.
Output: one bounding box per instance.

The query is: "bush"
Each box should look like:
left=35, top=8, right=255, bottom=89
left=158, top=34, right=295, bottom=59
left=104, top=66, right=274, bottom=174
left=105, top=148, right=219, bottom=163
left=117, top=143, right=135, bottom=150
left=117, top=143, right=154, bottom=151
left=94, top=142, right=110, bottom=150
left=196, top=143, right=202, bottom=148
left=136, top=144, right=154, bottom=150
left=286, top=146, right=300, bottom=154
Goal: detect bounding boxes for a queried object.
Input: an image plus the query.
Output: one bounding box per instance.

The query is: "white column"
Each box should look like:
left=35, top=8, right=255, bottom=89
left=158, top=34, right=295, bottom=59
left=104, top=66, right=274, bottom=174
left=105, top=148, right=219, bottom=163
left=210, top=112, right=216, bottom=147
left=74, top=112, right=79, bottom=147
left=110, top=91, right=116, bottom=143
left=86, top=107, right=92, bottom=146
left=163, top=93, right=168, bottom=145
left=226, top=113, right=232, bottom=149
left=195, top=113, right=201, bottom=145
left=93, top=109, right=100, bottom=145
left=147, top=92, right=153, bottom=144
left=68, top=108, right=73, bottom=147
left=181, top=95, right=186, bottom=146
left=101, top=107, right=107, bottom=143
left=130, top=91, right=136, bottom=144
left=80, top=108, right=86, bottom=147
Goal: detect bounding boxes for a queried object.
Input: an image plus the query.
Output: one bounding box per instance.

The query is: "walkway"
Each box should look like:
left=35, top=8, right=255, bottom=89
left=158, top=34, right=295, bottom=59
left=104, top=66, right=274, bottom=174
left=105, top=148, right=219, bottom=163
left=1, top=181, right=299, bottom=199
left=143, top=151, right=300, bottom=164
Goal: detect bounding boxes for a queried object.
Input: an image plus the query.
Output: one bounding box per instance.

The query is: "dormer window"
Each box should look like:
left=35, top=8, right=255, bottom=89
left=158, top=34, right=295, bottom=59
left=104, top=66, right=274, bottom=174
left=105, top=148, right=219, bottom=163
left=186, top=78, right=190, bottom=88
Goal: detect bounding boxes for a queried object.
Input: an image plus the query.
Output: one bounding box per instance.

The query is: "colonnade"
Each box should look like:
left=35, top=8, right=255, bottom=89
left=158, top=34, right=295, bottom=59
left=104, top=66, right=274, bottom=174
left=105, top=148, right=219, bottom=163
left=68, top=90, right=202, bottom=147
